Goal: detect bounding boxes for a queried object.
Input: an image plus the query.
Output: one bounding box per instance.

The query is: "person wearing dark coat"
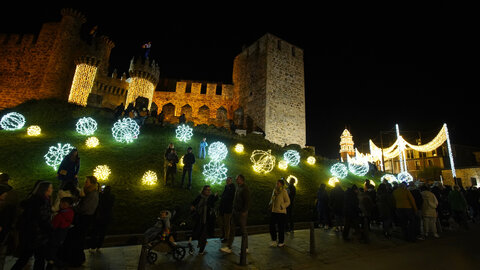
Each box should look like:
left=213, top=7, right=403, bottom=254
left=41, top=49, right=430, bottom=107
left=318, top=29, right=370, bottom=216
left=329, top=182, right=345, bottom=232
left=165, top=149, right=179, bottom=186
left=286, top=177, right=296, bottom=232
left=57, top=149, right=80, bottom=189
left=11, top=181, right=54, bottom=270
left=376, top=183, right=396, bottom=238
left=316, top=183, right=331, bottom=229
left=219, top=177, right=236, bottom=242
left=181, top=147, right=196, bottom=189
left=342, top=185, right=360, bottom=241
left=88, top=185, right=115, bottom=252
left=191, top=185, right=218, bottom=254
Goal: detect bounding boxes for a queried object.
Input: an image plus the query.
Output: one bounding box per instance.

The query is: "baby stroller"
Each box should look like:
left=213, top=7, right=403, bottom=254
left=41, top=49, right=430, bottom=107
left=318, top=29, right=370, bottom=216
left=143, top=210, right=194, bottom=263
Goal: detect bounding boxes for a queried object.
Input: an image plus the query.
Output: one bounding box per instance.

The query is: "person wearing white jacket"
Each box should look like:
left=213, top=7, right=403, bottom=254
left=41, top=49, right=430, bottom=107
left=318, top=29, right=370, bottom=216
left=268, top=179, right=290, bottom=247
left=421, top=185, right=439, bottom=238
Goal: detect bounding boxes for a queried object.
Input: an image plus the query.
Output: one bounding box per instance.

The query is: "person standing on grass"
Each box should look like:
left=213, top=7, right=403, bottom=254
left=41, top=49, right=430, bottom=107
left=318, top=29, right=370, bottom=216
left=268, top=179, right=290, bottom=247
left=165, top=149, right=179, bottom=186
left=199, top=138, right=208, bottom=159
left=57, top=148, right=80, bottom=189
left=181, top=147, right=196, bottom=189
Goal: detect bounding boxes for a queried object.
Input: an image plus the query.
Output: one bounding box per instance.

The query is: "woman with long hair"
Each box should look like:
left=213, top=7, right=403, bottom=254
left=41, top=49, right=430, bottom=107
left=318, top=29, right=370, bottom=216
left=268, top=179, right=290, bottom=247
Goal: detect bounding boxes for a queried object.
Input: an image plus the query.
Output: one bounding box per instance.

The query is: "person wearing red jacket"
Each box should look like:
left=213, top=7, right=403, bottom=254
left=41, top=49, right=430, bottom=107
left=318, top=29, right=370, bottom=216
left=46, top=197, right=75, bottom=269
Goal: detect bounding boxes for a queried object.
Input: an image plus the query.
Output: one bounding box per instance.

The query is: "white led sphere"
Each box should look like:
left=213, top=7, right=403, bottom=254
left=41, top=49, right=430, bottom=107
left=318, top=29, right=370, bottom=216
left=112, top=118, right=140, bottom=143
left=381, top=174, right=398, bottom=184
left=208, top=141, right=228, bottom=162
left=330, top=163, right=348, bottom=179
left=203, top=161, right=228, bottom=185
left=397, top=172, right=414, bottom=183
left=1, top=112, right=25, bottom=130
left=283, top=150, right=300, bottom=166
left=175, top=124, right=193, bottom=142
left=76, top=117, right=97, bottom=136
left=44, top=143, right=75, bottom=170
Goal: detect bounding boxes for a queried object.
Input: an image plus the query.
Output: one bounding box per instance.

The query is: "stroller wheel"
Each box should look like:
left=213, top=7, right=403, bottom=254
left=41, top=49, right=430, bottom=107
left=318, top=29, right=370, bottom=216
left=188, top=243, right=195, bottom=255
left=146, top=251, right=158, bottom=264
left=172, top=246, right=186, bottom=261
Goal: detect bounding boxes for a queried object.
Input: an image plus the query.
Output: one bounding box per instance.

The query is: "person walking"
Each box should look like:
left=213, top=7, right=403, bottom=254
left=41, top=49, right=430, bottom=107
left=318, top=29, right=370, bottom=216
left=420, top=185, right=439, bottom=238
left=268, top=179, right=290, bottom=247
left=199, top=138, right=208, bottom=159
left=88, top=185, right=115, bottom=252
left=191, top=185, right=218, bottom=254
left=11, top=181, right=54, bottom=270
left=220, top=174, right=249, bottom=254
left=376, top=183, right=396, bottom=238
left=286, top=177, right=296, bottom=233
left=57, top=148, right=80, bottom=188
left=393, top=182, right=418, bottom=242
left=330, top=182, right=345, bottom=232
left=219, top=177, right=236, bottom=243
left=165, top=149, right=179, bottom=186
left=181, top=147, right=196, bottom=189
left=316, top=183, right=331, bottom=229
left=342, top=185, right=360, bottom=241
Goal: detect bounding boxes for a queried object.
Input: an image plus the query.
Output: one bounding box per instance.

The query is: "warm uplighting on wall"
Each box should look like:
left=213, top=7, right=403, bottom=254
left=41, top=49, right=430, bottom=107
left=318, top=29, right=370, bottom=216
left=125, top=77, right=155, bottom=110
left=27, top=125, right=41, bottom=136
left=68, top=63, right=97, bottom=106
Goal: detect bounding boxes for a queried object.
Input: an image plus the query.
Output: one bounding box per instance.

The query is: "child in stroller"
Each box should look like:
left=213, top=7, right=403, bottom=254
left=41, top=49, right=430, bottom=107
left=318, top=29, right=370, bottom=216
left=143, top=210, right=194, bottom=263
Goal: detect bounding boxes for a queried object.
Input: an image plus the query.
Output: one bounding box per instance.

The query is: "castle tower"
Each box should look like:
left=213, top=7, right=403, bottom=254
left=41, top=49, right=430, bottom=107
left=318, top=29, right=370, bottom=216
left=233, top=33, right=306, bottom=147
left=340, top=128, right=355, bottom=161
left=125, top=57, right=160, bottom=110
left=68, top=56, right=100, bottom=106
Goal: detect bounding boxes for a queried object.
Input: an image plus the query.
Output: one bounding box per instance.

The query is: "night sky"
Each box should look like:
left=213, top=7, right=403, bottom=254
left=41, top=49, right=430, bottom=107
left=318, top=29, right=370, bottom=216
left=1, top=2, right=476, bottom=158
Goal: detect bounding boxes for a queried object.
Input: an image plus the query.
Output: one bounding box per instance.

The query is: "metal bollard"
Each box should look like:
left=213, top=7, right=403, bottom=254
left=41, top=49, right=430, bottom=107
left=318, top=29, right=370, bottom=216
left=309, top=222, right=315, bottom=255
left=239, top=233, right=248, bottom=266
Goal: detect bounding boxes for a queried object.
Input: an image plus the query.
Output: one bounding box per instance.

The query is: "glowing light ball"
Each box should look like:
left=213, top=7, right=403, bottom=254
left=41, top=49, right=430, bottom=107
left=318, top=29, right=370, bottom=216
left=347, top=155, right=370, bottom=176
left=27, top=125, right=41, bottom=136
left=175, top=124, right=193, bottom=142
left=1, top=112, right=25, bottom=130
left=330, top=163, right=348, bottom=179
left=397, top=171, right=414, bottom=183
left=278, top=160, right=288, bottom=170
left=93, top=165, right=111, bottom=181
left=112, top=118, right=140, bottom=143
left=85, top=136, right=100, bottom=148
left=208, top=141, right=228, bottom=162
left=44, top=143, right=75, bottom=170
left=250, top=149, right=276, bottom=174
left=283, top=150, right=300, bottom=166
left=286, top=175, right=298, bottom=186
left=142, top=170, right=158, bottom=185
left=381, top=174, right=399, bottom=184
left=234, top=143, right=244, bottom=153
left=203, top=161, right=228, bottom=185
left=328, top=177, right=340, bottom=187
left=307, top=156, right=316, bottom=165
left=76, top=117, right=97, bottom=136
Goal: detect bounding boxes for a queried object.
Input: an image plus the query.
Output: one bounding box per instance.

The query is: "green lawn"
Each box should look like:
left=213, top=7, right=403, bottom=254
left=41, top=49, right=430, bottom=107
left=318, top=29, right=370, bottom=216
left=0, top=99, right=382, bottom=234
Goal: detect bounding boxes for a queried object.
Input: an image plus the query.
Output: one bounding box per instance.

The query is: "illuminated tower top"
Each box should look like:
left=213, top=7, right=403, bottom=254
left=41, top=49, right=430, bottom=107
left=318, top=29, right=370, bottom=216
left=340, top=128, right=355, bottom=160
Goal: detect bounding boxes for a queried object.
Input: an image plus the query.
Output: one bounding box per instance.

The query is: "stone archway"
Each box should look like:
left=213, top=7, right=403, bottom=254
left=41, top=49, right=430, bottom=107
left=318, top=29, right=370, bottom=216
left=162, top=103, right=175, bottom=121
left=181, top=104, right=193, bottom=120
left=198, top=105, right=210, bottom=124
left=216, top=106, right=227, bottom=121
left=234, top=107, right=244, bottom=128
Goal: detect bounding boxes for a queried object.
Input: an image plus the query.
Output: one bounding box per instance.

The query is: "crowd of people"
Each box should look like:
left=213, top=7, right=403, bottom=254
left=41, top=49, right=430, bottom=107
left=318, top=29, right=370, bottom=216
left=315, top=179, right=478, bottom=243
left=0, top=149, right=115, bottom=270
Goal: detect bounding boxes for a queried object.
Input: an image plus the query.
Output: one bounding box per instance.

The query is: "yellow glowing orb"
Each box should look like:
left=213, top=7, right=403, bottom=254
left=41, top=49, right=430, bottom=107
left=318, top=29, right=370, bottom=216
left=85, top=136, right=100, bottom=148
left=328, top=177, right=340, bottom=187
left=235, top=143, right=244, bottom=153
left=27, top=125, right=41, bottom=136
left=179, top=156, right=184, bottom=167
left=278, top=160, right=288, bottom=170
left=93, top=165, right=111, bottom=181
left=307, top=156, right=316, bottom=165
left=286, top=175, right=298, bottom=186
left=250, top=149, right=276, bottom=174
left=142, top=170, right=158, bottom=185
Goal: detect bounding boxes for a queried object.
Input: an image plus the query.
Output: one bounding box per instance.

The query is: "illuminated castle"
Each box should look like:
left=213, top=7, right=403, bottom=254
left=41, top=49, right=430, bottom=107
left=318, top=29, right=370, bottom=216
left=0, top=8, right=306, bottom=147
left=339, top=128, right=355, bottom=161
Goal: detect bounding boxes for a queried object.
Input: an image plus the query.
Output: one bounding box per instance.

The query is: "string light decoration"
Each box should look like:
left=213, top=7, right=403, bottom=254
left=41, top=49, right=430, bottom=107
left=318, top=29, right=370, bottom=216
left=397, top=171, right=413, bottom=183
left=234, top=143, right=244, bottom=153
left=283, top=150, right=300, bottom=166
left=286, top=175, right=298, bottom=186
left=203, top=161, right=228, bottom=185
left=208, top=141, right=228, bottom=162
left=1, top=112, right=25, bottom=130
left=142, top=170, right=158, bottom=185
left=278, top=160, right=288, bottom=170
left=44, top=143, right=75, bottom=170
left=27, top=125, right=41, bottom=136
left=125, top=77, right=155, bottom=110
left=93, top=165, right=111, bottom=181
left=112, top=118, right=140, bottom=143
left=330, top=163, right=348, bottom=179
left=85, top=136, right=100, bottom=148
left=68, top=62, right=98, bottom=106
left=381, top=174, right=399, bottom=184
left=307, top=156, right=316, bottom=165
left=339, top=129, right=355, bottom=158
left=76, top=117, right=97, bottom=136
left=250, top=149, right=276, bottom=174
left=328, top=177, right=340, bottom=187
left=347, top=153, right=370, bottom=176
left=175, top=124, right=193, bottom=142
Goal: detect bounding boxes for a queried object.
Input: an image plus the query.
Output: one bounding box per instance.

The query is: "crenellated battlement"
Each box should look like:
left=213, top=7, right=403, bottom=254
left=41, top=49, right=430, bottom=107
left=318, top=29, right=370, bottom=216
left=128, top=57, right=160, bottom=84
left=60, top=8, right=87, bottom=24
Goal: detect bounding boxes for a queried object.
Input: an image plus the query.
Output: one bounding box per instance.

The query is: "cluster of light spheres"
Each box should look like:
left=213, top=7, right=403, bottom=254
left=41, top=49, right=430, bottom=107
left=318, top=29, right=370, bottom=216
left=330, top=163, right=348, bottom=179
left=250, top=149, right=276, bottom=174
left=175, top=124, right=193, bottom=142
left=328, top=177, right=340, bottom=187
left=381, top=174, right=399, bottom=184
left=307, top=156, right=316, bottom=165
left=203, top=161, right=228, bottom=185
left=283, top=150, right=300, bottom=166
left=27, top=125, right=41, bottom=136
left=0, top=112, right=25, bottom=130
left=142, top=170, right=158, bottom=186
left=208, top=141, right=228, bottom=162
left=76, top=117, right=97, bottom=136
left=44, top=143, right=75, bottom=170
left=278, top=160, right=288, bottom=170
left=85, top=136, right=100, bottom=148
left=112, top=118, right=140, bottom=143
left=234, top=143, right=244, bottom=153
left=397, top=171, right=414, bottom=183
left=93, top=165, right=111, bottom=181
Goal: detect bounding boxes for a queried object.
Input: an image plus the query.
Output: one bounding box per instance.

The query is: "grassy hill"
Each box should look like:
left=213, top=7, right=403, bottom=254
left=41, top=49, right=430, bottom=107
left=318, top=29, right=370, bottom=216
left=0, top=99, right=382, bottom=234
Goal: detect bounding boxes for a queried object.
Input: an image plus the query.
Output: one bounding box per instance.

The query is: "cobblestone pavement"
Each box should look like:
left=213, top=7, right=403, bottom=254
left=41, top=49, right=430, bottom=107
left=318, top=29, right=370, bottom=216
left=5, top=223, right=480, bottom=269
